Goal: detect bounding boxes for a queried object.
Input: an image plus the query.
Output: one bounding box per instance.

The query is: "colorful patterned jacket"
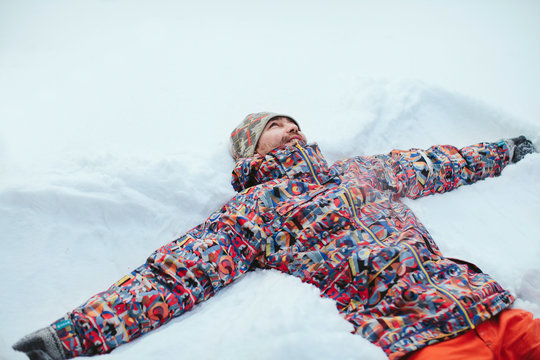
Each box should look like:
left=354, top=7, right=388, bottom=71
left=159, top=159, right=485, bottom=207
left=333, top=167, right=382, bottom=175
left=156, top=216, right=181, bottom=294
left=51, top=141, right=514, bottom=359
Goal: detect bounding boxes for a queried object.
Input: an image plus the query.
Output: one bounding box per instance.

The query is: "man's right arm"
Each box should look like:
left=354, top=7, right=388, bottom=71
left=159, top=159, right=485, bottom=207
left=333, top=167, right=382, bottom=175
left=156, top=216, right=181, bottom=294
left=13, top=197, right=266, bottom=359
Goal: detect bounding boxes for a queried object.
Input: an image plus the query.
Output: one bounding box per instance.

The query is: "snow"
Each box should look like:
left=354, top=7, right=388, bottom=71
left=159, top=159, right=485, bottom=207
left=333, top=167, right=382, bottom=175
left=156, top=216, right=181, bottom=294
left=1, top=1, right=540, bottom=359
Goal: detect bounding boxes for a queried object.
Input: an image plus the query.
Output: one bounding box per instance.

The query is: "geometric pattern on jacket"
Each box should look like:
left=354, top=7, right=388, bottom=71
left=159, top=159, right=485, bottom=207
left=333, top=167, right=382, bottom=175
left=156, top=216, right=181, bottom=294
left=50, top=140, right=514, bottom=359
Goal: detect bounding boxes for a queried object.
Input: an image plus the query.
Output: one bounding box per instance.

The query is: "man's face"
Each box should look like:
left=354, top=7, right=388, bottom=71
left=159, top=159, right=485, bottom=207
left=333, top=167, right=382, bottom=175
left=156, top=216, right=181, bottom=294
left=255, top=117, right=307, bottom=156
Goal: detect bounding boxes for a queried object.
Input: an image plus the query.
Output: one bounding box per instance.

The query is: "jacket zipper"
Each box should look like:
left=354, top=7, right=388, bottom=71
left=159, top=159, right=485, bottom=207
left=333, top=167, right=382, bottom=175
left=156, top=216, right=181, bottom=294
left=294, top=142, right=475, bottom=329
left=401, top=242, right=475, bottom=329
left=340, top=187, right=385, bottom=247
left=343, top=185, right=475, bottom=329
left=294, top=143, right=322, bottom=186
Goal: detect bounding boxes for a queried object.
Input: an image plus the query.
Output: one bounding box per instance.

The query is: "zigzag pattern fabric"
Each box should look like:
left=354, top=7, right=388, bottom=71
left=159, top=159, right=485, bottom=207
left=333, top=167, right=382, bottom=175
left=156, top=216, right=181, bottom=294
left=50, top=141, right=513, bottom=359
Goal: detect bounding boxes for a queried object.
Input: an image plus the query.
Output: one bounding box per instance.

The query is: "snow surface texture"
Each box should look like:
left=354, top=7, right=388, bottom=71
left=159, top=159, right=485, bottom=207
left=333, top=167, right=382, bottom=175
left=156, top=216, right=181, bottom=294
left=2, top=81, right=540, bottom=360
left=2, top=1, right=540, bottom=359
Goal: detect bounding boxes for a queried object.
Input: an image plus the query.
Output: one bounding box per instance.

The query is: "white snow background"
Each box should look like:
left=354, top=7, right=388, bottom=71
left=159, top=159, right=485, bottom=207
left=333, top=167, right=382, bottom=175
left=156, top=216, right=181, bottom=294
left=1, top=1, right=540, bottom=359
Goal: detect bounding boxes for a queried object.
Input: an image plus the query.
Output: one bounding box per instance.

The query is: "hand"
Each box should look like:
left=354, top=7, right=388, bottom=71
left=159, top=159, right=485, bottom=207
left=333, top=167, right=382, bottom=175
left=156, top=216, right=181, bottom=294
left=509, top=136, right=536, bottom=163
left=12, top=327, right=64, bottom=360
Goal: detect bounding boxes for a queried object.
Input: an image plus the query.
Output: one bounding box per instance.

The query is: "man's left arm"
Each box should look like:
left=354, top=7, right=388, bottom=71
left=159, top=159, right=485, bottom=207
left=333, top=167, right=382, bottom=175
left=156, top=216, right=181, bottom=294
left=380, top=136, right=535, bottom=199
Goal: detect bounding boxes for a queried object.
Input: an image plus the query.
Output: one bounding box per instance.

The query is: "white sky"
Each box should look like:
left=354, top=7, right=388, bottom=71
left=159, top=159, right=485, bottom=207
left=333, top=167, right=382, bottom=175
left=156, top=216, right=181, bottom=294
left=1, top=0, right=540, bottom=171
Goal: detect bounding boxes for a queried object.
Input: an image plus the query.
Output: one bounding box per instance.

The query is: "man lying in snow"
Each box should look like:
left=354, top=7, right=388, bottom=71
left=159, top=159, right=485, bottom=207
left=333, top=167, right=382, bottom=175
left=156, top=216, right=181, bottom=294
left=14, top=112, right=539, bottom=359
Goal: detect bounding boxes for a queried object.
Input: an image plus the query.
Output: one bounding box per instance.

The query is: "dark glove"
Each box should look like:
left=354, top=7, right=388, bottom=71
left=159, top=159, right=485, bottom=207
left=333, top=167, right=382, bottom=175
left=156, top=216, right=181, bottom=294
left=12, top=327, right=66, bottom=360
left=508, top=135, right=536, bottom=163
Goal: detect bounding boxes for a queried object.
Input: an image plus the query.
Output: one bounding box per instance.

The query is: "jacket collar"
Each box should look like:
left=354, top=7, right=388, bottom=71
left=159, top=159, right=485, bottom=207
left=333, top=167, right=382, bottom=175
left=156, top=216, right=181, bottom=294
left=231, top=142, right=331, bottom=192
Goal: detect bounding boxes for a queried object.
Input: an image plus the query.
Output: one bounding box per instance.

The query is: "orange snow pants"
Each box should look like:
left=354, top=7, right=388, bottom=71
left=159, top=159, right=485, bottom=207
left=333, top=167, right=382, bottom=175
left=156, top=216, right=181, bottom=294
left=408, top=309, right=540, bottom=360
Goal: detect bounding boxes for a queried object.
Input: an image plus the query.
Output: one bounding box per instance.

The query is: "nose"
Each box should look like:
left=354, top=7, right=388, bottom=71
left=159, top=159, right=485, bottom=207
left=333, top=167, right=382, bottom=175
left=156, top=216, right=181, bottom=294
left=286, top=122, right=299, bottom=133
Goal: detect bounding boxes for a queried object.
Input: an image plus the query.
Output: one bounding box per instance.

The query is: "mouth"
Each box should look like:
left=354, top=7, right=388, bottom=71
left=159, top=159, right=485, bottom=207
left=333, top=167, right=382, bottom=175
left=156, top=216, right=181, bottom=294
left=284, top=135, right=304, bottom=144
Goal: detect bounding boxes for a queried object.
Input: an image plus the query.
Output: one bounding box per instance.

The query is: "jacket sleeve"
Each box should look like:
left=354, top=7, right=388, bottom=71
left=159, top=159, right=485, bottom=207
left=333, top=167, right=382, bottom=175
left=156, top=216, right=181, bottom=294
left=376, top=140, right=511, bottom=199
left=50, top=195, right=266, bottom=357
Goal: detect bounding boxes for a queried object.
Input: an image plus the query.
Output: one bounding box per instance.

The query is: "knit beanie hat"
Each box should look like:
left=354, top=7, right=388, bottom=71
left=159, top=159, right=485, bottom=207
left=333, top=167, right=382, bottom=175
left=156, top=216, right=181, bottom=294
left=230, top=112, right=297, bottom=159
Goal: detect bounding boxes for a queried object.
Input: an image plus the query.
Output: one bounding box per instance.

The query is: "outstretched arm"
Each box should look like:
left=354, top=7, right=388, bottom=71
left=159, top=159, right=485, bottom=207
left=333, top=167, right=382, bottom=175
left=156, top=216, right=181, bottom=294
left=13, top=197, right=266, bottom=359
left=378, top=136, right=535, bottom=199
